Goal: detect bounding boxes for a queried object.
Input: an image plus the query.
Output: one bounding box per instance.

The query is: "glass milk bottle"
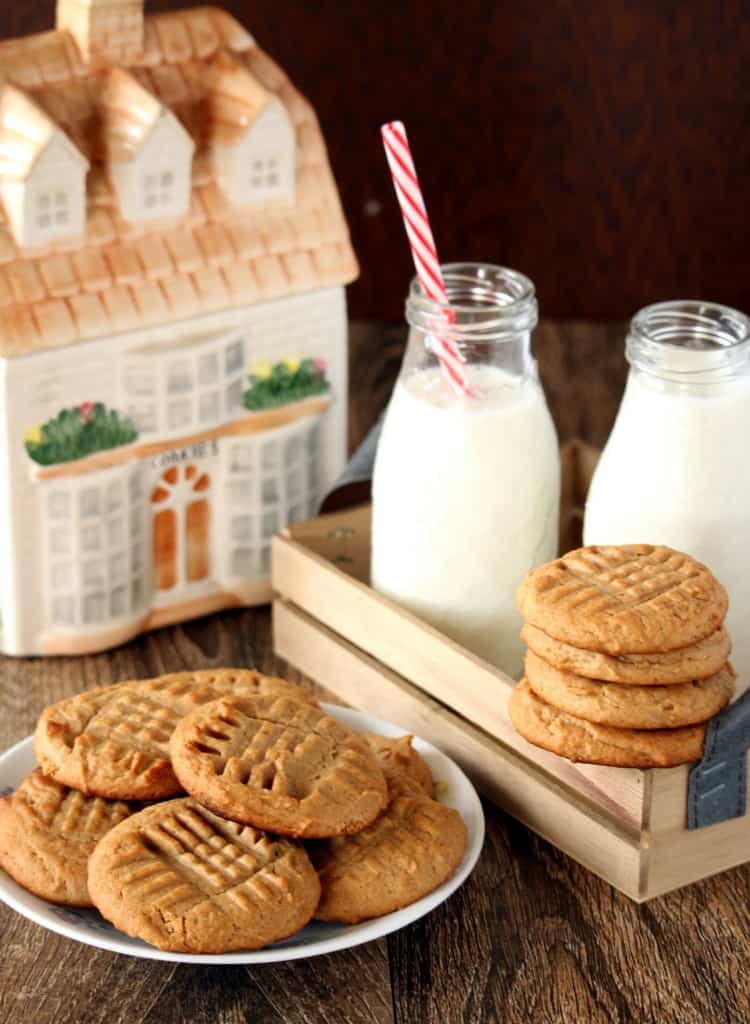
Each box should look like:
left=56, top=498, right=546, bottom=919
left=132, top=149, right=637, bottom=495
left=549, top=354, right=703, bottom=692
left=371, top=262, right=560, bottom=678
left=584, top=300, right=750, bottom=693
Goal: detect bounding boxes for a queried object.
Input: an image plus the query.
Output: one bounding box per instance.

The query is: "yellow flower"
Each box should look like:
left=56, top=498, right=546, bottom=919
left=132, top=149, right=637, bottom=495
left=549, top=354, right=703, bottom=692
left=253, top=360, right=273, bottom=380
left=282, top=356, right=301, bottom=374
left=24, top=424, right=42, bottom=446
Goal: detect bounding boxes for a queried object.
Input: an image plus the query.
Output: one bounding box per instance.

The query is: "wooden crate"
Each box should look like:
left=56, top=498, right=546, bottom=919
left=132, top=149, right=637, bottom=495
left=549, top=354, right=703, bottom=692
left=271, top=446, right=750, bottom=901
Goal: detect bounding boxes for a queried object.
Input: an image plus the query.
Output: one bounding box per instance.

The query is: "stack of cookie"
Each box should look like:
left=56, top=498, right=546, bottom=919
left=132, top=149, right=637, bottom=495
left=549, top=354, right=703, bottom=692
left=510, top=544, right=735, bottom=768
left=0, top=669, right=467, bottom=953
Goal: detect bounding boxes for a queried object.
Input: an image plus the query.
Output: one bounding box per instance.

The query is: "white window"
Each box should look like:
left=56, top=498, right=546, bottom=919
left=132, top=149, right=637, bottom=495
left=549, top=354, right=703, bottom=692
left=199, top=391, right=220, bottom=424
left=121, top=334, right=246, bottom=438
left=217, top=97, right=295, bottom=207
left=289, top=501, right=306, bottom=524
left=198, top=353, right=219, bottom=386
left=284, top=436, right=303, bottom=467
left=124, top=366, right=157, bottom=397
left=48, top=491, right=71, bottom=519
left=250, top=155, right=280, bottom=190
left=287, top=467, right=304, bottom=500
left=232, top=549, right=257, bottom=577
left=231, top=516, right=252, bottom=542
left=261, top=442, right=279, bottom=471
left=127, top=404, right=158, bottom=434
left=261, top=510, right=279, bottom=539
left=107, top=517, right=125, bottom=547
left=143, top=170, right=175, bottom=210
left=227, top=478, right=252, bottom=502
left=226, top=378, right=243, bottom=413
left=262, top=477, right=279, bottom=504
left=52, top=595, right=75, bottom=626
left=45, top=464, right=149, bottom=630
left=80, top=488, right=100, bottom=518
left=107, top=481, right=123, bottom=512
left=168, top=399, right=192, bottom=431
left=225, top=340, right=244, bottom=375
left=167, top=360, right=193, bottom=394
left=51, top=562, right=73, bottom=589
left=36, top=189, right=69, bottom=231
left=231, top=443, right=253, bottom=473
left=221, top=417, right=323, bottom=583
left=50, top=526, right=71, bottom=555
left=0, top=114, right=88, bottom=248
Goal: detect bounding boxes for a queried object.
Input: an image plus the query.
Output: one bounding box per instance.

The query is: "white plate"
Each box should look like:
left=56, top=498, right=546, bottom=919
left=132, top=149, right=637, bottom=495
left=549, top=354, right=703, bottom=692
left=0, top=703, right=484, bottom=963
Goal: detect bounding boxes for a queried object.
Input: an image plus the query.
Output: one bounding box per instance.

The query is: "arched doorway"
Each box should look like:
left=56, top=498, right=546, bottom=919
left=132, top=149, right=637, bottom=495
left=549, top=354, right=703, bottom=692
left=151, top=464, right=211, bottom=591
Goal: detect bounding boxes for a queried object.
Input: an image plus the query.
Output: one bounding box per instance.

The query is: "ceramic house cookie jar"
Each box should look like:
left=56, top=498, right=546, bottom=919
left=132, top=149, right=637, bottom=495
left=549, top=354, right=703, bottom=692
left=0, top=1, right=358, bottom=655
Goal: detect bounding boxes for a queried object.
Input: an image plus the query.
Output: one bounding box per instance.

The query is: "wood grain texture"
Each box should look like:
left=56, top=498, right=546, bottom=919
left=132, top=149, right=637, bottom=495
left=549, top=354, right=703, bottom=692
left=1, top=321, right=749, bottom=1024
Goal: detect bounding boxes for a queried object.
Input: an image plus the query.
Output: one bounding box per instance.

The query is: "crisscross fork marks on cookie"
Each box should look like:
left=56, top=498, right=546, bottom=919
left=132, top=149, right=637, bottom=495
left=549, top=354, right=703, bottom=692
left=90, top=694, right=180, bottom=752
left=110, top=805, right=297, bottom=918
left=228, top=724, right=333, bottom=793
left=88, top=798, right=321, bottom=951
left=208, top=715, right=307, bottom=768
left=52, top=789, right=130, bottom=838
left=519, top=544, right=728, bottom=653
left=12, top=772, right=68, bottom=827
left=11, top=772, right=130, bottom=839
left=142, top=808, right=270, bottom=894
left=186, top=703, right=337, bottom=783
left=194, top=712, right=377, bottom=801
left=170, top=696, right=389, bottom=837
left=541, top=550, right=702, bottom=613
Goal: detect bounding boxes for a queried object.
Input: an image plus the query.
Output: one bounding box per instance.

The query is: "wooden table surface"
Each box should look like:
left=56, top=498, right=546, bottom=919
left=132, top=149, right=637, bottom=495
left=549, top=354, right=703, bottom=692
left=1, top=321, right=748, bottom=1024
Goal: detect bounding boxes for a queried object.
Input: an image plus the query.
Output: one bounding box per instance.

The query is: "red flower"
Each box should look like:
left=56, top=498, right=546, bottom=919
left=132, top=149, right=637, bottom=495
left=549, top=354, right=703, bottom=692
left=79, top=401, right=95, bottom=424
left=313, top=357, right=328, bottom=375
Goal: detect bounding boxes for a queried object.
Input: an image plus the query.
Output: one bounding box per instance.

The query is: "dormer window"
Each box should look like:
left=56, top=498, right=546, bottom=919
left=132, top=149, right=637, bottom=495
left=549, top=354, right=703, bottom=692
left=208, top=52, right=295, bottom=208
left=0, top=86, right=88, bottom=249
left=36, top=189, right=69, bottom=231
left=251, top=156, right=279, bottom=191
left=144, top=171, right=175, bottom=210
left=100, top=69, right=194, bottom=225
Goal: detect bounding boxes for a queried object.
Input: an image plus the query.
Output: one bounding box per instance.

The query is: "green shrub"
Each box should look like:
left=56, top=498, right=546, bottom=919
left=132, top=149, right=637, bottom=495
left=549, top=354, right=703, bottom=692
left=244, top=357, right=330, bottom=411
left=25, top=402, right=138, bottom=466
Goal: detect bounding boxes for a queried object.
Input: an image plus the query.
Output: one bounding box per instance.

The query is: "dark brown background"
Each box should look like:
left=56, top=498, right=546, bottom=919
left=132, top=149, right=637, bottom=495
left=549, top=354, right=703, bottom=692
left=6, top=1, right=750, bottom=320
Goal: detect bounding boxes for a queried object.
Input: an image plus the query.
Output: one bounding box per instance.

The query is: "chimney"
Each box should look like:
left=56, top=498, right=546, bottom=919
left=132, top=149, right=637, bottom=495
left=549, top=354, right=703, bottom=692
left=56, top=0, right=144, bottom=63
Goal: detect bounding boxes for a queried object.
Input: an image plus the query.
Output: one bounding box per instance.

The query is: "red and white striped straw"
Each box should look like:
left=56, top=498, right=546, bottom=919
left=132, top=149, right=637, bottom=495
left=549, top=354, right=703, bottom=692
left=380, top=120, right=473, bottom=397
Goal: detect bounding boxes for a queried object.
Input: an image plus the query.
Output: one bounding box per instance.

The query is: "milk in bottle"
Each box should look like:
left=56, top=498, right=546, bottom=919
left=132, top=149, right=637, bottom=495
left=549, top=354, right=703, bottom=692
left=371, top=264, right=560, bottom=678
left=584, top=301, right=750, bottom=693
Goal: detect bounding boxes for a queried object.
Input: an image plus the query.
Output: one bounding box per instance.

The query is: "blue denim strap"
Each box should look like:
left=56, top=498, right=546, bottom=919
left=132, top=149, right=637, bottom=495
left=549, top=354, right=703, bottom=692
left=688, top=688, right=750, bottom=829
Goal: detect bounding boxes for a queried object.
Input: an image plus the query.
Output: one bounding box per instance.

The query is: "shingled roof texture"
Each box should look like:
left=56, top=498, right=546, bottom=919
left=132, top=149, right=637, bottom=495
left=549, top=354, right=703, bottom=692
left=0, top=6, right=358, bottom=356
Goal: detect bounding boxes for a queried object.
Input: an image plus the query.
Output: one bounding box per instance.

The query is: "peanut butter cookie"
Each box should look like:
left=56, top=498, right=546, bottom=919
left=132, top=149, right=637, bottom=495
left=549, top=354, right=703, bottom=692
left=521, top=623, right=731, bottom=684
left=88, top=798, right=320, bottom=953
left=312, top=790, right=467, bottom=923
left=0, top=769, right=131, bottom=906
left=509, top=679, right=706, bottom=767
left=524, top=651, right=735, bottom=729
left=517, top=545, right=727, bottom=655
left=170, top=695, right=388, bottom=838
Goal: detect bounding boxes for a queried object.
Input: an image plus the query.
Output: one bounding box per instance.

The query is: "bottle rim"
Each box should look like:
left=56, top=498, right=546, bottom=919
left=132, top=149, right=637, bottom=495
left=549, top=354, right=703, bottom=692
left=406, top=262, right=538, bottom=338
left=628, top=300, right=750, bottom=384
